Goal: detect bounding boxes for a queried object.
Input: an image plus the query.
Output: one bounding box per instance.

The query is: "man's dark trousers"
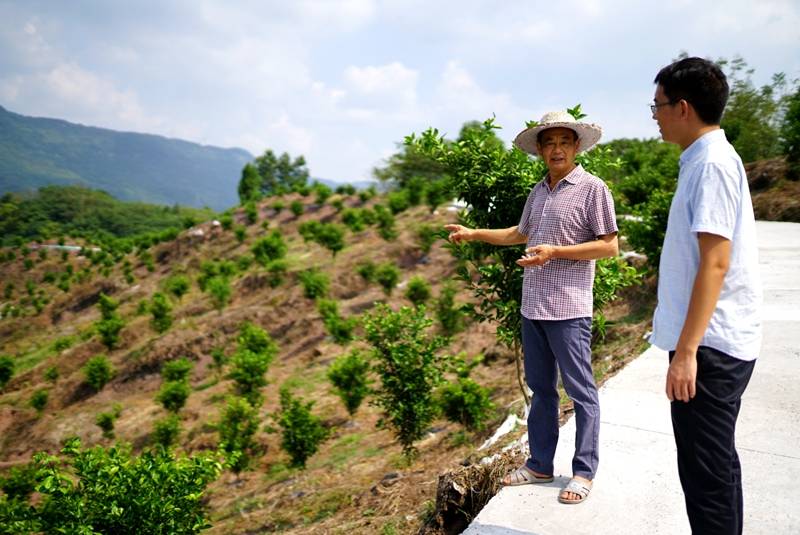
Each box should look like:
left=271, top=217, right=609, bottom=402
left=522, top=316, right=599, bottom=480
left=670, top=345, right=756, bottom=535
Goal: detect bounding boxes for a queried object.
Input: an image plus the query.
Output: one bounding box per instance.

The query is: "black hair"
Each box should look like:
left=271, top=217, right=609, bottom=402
left=654, top=57, right=729, bottom=125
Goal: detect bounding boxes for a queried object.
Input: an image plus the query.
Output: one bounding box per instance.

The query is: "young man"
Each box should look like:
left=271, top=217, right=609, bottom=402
left=650, top=57, right=762, bottom=534
left=445, top=110, right=618, bottom=504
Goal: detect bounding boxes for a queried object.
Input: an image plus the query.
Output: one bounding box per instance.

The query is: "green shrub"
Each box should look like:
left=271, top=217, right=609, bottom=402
left=435, top=281, right=465, bottom=336
left=341, top=208, right=366, bottom=232
left=0, top=355, right=14, bottom=390
left=236, top=254, right=254, bottom=272
left=217, top=396, right=259, bottom=473
left=237, top=322, right=276, bottom=355
left=244, top=202, right=258, bottom=225
left=51, top=336, right=75, bottom=352
left=265, top=259, right=288, bottom=287
left=331, top=198, right=344, bottom=212
left=164, top=274, right=191, bottom=300
left=415, top=224, right=440, bottom=255
left=363, top=304, right=448, bottom=457
left=207, top=277, right=232, bottom=311
left=438, top=378, right=494, bottom=431
left=327, top=350, right=370, bottom=416
left=314, top=183, right=333, bottom=204
left=375, top=262, right=400, bottom=295
left=591, top=257, right=642, bottom=341
left=227, top=351, right=272, bottom=407
left=336, top=184, right=357, bottom=195
left=156, top=381, right=190, bottom=414
left=210, top=347, right=227, bottom=371
left=373, top=204, right=398, bottom=241
left=3, top=282, right=13, bottom=299
left=298, top=268, right=329, bottom=299
left=387, top=190, right=410, bottom=214
left=83, top=355, right=115, bottom=392
left=5, top=438, right=222, bottom=533
left=405, top=275, right=431, bottom=306
left=153, top=414, right=181, bottom=447
left=197, top=260, right=237, bottom=291
left=252, top=230, right=287, bottom=266
left=271, top=200, right=285, bottom=213
left=95, top=405, right=122, bottom=439
left=29, top=388, right=48, bottom=413
left=234, top=225, right=247, bottom=243
left=356, top=260, right=376, bottom=282
left=622, top=188, right=674, bottom=271
left=359, top=186, right=377, bottom=203
left=317, top=299, right=357, bottom=344
left=290, top=200, right=304, bottom=217
left=315, top=223, right=346, bottom=256
left=162, top=358, right=193, bottom=382
left=298, top=220, right=322, bottom=243
left=0, top=463, right=37, bottom=500
left=276, top=387, right=329, bottom=468
left=44, top=366, right=59, bottom=383
left=220, top=213, right=233, bottom=230
left=95, top=293, right=124, bottom=350
left=150, top=292, right=173, bottom=333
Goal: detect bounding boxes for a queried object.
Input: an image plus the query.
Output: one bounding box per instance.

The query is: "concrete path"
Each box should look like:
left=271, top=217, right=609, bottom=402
left=465, top=221, right=800, bottom=535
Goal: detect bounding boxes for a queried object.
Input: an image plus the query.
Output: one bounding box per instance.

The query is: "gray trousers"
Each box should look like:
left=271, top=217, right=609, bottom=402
left=522, top=316, right=600, bottom=480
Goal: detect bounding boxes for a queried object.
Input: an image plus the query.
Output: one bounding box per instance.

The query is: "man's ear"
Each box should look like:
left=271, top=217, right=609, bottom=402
left=678, top=99, right=690, bottom=118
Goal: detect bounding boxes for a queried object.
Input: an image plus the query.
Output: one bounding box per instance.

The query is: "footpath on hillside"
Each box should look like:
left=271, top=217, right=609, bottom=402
left=465, top=221, right=800, bottom=535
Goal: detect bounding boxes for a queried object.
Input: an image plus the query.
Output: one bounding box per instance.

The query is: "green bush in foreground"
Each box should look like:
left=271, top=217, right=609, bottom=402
left=0, top=438, right=222, bottom=534
left=363, top=304, right=448, bottom=457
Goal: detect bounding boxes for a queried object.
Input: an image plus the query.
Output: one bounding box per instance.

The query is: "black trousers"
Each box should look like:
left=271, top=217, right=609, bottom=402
left=669, top=346, right=755, bottom=535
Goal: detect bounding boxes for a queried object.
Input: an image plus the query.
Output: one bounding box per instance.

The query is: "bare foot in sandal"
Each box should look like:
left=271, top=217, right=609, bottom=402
left=558, top=476, right=592, bottom=504
left=502, top=466, right=554, bottom=486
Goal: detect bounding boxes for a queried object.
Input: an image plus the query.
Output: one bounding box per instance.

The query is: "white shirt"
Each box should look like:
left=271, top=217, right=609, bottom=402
left=650, top=129, right=762, bottom=361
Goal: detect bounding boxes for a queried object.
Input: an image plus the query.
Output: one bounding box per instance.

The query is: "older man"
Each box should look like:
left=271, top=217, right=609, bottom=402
left=445, top=110, right=618, bottom=504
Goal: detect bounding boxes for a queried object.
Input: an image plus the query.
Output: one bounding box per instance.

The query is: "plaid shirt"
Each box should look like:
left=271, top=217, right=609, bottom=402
left=517, top=165, right=618, bottom=320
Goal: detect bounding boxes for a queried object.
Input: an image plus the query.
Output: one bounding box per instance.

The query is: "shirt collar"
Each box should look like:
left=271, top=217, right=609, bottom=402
left=679, top=129, right=726, bottom=166
left=540, top=164, right=585, bottom=188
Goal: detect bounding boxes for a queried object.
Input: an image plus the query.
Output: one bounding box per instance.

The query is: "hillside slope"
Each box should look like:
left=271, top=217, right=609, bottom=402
left=0, top=191, right=652, bottom=533
left=0, top=105, right=252, bottom=210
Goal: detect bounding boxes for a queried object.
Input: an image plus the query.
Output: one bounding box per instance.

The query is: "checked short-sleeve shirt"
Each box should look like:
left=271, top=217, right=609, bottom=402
left=517, top=164, right=618, bottom=320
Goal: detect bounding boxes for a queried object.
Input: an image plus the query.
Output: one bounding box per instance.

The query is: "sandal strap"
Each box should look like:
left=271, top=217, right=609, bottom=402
left=563, top=479, right=591, bottom=497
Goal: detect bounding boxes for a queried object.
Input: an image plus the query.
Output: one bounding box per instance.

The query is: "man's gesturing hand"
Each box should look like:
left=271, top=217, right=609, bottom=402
left=516, top=244, right=555, bottom=267
left=444, top=224, right=472, bottom=244
left=666, top=350, right=697, bottom=402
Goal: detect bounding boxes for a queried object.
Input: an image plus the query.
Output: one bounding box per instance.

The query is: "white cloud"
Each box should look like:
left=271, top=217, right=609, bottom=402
left=343, top=62, right=419, bottom=108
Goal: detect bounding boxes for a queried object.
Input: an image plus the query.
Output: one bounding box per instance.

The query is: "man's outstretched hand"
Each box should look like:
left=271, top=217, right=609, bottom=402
left=444, top=224, right=473, bottom=244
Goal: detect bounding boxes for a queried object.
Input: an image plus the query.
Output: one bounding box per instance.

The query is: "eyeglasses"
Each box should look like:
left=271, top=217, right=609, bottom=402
left=650, top=101, right=677, bottom=114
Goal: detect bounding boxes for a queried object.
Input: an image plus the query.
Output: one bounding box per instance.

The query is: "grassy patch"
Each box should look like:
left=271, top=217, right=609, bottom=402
left=14, top=344, right=54, bottom=374
left=282, top=366, right=328, bottom=396
left=300, top=488, right=353, bottom=524
left=312, top=432, right=381, bottom=472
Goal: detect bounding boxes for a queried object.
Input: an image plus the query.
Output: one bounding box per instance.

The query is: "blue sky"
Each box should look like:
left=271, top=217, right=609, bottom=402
left=1, top=0, right=798, bottom=183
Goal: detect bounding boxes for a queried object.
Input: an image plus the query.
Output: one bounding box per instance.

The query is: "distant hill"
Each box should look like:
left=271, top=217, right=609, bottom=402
left=0, top=105, right=252, bottom=210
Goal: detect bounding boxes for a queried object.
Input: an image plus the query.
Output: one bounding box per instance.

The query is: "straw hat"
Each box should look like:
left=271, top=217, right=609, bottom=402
left=513, top=110, right=602, bottom=156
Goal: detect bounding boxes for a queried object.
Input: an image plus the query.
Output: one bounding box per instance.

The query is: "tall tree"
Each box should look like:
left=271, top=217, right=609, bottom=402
left=237, top=163, right=261, bottom=204
left=254, top=149, right=309, bottom=196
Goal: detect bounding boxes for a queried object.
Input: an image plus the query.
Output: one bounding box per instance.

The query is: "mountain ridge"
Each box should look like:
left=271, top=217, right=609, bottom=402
left=0, top=105, right=253, bottom=210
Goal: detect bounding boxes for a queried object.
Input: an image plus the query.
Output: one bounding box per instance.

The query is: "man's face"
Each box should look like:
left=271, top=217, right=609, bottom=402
left=537, top=127, right=579, bottom=175
left=652, top=84, right=679, bottom=143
